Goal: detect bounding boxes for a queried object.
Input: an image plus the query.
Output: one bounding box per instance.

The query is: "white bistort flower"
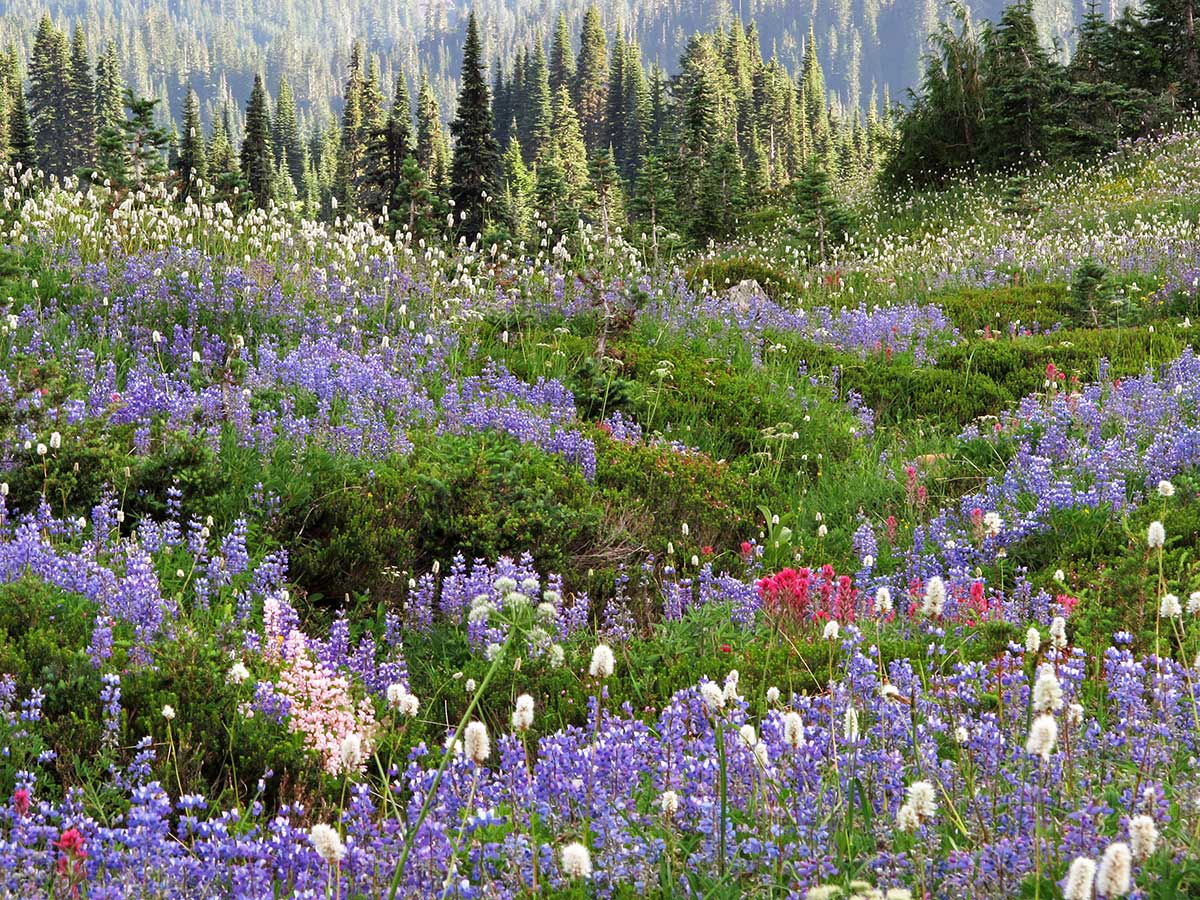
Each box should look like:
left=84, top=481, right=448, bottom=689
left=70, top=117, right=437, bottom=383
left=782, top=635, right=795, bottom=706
left=228, top=661, right=250, bottom=684
left=895, top=802, right=920, bottom=833
left=1025, top=713, right=1057, bottom=761
left=1096, top=842, right=1132, bottom=897
left=1025, top=626, right=1041, bottom=654
left=906, top=781, right=937, bottom=821
left=660, top=789, right=680, bottom=818
left=700, top=681, right=726, bottom=713
left=922, top=576, right=946, bottom=617
left=1160, top=593, right=1182, bottom=618
left=339, top=733, right=363, bottom=771
left=310, top=823, right=346, bottom=864
left=823, top=620, right=840, bottom=641
left=1128, top=814, right=1158, bottom=860
left=1033, top=665, right=1064, bottom=713
left=464, top=721, right=491, bottom=764
left=561, top=842, right=592, bottom=879
left=589, top=644, right=615, bottom=679
left=1157, top=479, right=1175, bottom=497
left=1063, top=857, right=1096, bottom=900
left=766, top=686, right=781, bottom=705
left=783, top=711, right=805, bottom=749
left=1147, top=521, right=1166, bottom=549
left=842, top=706, right=860, bottom=742
left=1049, top=616, right=1068, bottom=650
left=875, top=586, right=893, bottom=615
left=511, top=694, right=535, bottom=732
left=1189, top=591, right=1200, bottom=615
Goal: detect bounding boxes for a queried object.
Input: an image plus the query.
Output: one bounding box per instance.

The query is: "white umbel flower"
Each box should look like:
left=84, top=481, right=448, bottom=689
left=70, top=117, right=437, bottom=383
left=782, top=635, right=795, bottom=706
left=1063, top=857, right=1096, bottom=900
left=561, top=842, right=592, bottom=879
left=589, top=644, right=615, bottom=679
left=783, top=711, right=805, bottom=749
left=983, top=511, right=1003, bottom=536
left=1157, top=479, right=1175, bottom=497
left=228, top=662, right=250, bottom=684
left=310, top=823, right=346, bottom=864
left=766, top=686, right=781, bottom=705
left=511, top=694, right=535, bottom=732
left=162, top=704, right=176, bottom=720
left=1189, top=591, right=1200, bottom=615
left=1025, top=713, right=1057, bottom=761
left=895, top=802, right=920, bottom=833
left=1096, top=842, right=1131, bottom=897
left=922, top=576, right=946, bottom=617
left=1147, top=521, right=1166, bottom=549
left=1129, top=814, right=1158, bottom=860
left=823, top=620, right=840, bottom=640
left=464, top=721, right=490, bottom=764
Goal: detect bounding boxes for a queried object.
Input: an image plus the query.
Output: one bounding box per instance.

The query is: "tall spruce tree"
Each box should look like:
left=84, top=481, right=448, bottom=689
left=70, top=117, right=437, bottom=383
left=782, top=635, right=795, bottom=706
left=525, top=41, right=553, bottom=161
left=364, top=72, right=415, bottom=216
left=336, top=43, right=367, bottom=212
left=240, top=74, right=274, bottom=208
left=97, top=90, right=170, bottom=191
left=8, top=86, right=36, bottom=171
left=449, top=13, right=499, bottom=239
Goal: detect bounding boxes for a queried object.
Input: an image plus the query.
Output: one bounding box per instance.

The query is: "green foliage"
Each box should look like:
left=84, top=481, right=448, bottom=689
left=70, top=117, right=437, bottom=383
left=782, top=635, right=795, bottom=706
left=685, top=258, right=804, bottom=304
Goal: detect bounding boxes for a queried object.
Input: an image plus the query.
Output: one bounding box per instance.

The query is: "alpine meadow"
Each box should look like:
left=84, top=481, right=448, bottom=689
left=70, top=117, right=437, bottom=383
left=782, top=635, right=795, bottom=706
left=2, top=1, right=1200, bottom=899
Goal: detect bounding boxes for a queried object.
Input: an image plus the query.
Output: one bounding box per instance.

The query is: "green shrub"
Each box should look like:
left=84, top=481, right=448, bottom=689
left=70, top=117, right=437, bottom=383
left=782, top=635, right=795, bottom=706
left=685, top=257, right=806, bottom=305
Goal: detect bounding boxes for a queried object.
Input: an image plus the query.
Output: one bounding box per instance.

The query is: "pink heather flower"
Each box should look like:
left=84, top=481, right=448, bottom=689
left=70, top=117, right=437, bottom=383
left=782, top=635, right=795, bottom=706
left=276, top=629, right=376, bottom=775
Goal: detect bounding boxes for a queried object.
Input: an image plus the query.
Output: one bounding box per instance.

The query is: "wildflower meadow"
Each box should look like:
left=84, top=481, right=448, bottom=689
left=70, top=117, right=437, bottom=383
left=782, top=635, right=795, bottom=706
left=4, top=117, right=1200, bottom=900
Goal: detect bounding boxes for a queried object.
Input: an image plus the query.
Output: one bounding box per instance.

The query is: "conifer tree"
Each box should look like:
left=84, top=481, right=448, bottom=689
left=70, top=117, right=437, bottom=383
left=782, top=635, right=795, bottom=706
left=8, top=86, right=36, bottom=171
left=792, top=159, right=854, bottom=261
left=498, top=135, right=533, bottom=242
left=29, top=15, right=71, bottom=178
left=241, top=74, right=274, bottom=208
left=620, top=40, right=650, bottom=181
left=207, top=106, right=242, bottom=202
left=364, top=72, right=415, bottom=216
left=525, top=41, right=553, bottom=161
left=605, top=30, right=627, bottom=174
left=630, top=152, right=674, bottom=262
left=391, top=153, right=435, bottom=239
left=588, top=147, right=624, bottom=243
left=273, top=75, right=304, bottom=191
left=95, top=40, right=125, bottom=134
left=67, top=28, right=97, bottom=175
left=449, top=13, right=499, bottom=239
left=96, top=90, right=171, bottom=191
left=415, top=70, right=444, bottom=186
left=550, top=13, right=576, bottom=96
left=177, top=87, right=206, bottom=201
left=574, top=5, right=609, bottom=151
left=336, top=43, right=367, bottom=211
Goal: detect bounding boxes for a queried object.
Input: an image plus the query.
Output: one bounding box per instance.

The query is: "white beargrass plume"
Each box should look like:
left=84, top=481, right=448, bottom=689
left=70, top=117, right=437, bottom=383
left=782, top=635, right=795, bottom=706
left=1159, top=593, right=1182, bottom=618
left=875, top=586, right=893, bottom=615
left=922, top=576, right=946, bottom=617
left=823, top=619, right=840, bottom=640
left=1067, top=702, right=1085, bottom=727
left=659, top=789, right=680, bottom=818
left=1025, top=626, right=1041, bottom=654
left=1033, top=664, right=1064, bottom=713
left=906, top=781, right=937, bottom=821
left=1063, top=857, right=1096, bottom=900
left=1147, top=521, right=1166, bottom=549
left=1025, top=713, right=1057, bottom=761
left=511, top=694, right=535, bottom=732
left=723, top=669, right=742, bottom=704
left=309, top=823, right=346, bottom=863
left=805, top=887, right=843, bottom=900
left=766, top=686, right=781, bottom=705
left=386, top=683, right=420, bottom=717
left=700, top=681, right=725, bottom=713
left=1189, top=591, right=1200, bottom=615
left=464, top=721, right=490, bottom=764
left=1049, top=616, right=1068, bottom=650
left=1096, top=842, right=1132, bottom=896
left=1157, top=479, right=1175, bottom=497
left=589, top=644, right=615, bottom=679
left=739, top=724, right=758, bottom=747
left=783, top=711, right=805, bottom=749
left=1128, top=814, right=1158, bottom=860
left=561, top=842, right=592, bottom=879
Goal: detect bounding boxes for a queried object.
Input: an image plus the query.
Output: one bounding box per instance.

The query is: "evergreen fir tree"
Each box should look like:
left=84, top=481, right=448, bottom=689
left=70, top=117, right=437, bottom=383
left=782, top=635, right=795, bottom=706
left=549, top=85, right=591, bottom=208
left=336, top=43, right=367, bottom=212
left=550, top=12, right=576, bottom=96
left=449, top=13, right=499, bottom=239
left=415, top=70, right=444, bottom=186
left=588, top=147, right=624, bottom=243
left=28, top=15, right=71, bottom=178
left=498, top=135, right=533, bottom=243
left=605, top=30, right=627, bottom=174
left=273, top=76, right=304, bottom=191
left=95, top=40, right=125, bottom=134
left=66, top=28, right=97, bottom=175
left=792, top=159, right=854, bottom=260
left=620, top=40, right=650, bottom=181
left=177, top=87, right=206, bottom=202
left=240, top=74, right=274, bottom=208
left=96, top=90, right=171, bottom=192
left=391, top=153, right=435, bottom=239
left=574, top=5, right=609, bottom=151
left=525, top=41, right=553, bottom=161
left=8, top=86, right=36, bottom=171
left=630, top=152, right=675, bottom=262
left=364, top=71, right=415, bottom=216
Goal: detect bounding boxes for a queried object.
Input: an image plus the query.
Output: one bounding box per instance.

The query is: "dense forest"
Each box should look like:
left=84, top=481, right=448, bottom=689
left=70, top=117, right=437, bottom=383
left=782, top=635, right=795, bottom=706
left=0, top=0, right=1135, bottom=133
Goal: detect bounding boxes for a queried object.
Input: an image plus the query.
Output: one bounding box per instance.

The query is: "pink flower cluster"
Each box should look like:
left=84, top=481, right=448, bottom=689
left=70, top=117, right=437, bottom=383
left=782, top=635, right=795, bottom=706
left=277, top=629, right=376, bottom=775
